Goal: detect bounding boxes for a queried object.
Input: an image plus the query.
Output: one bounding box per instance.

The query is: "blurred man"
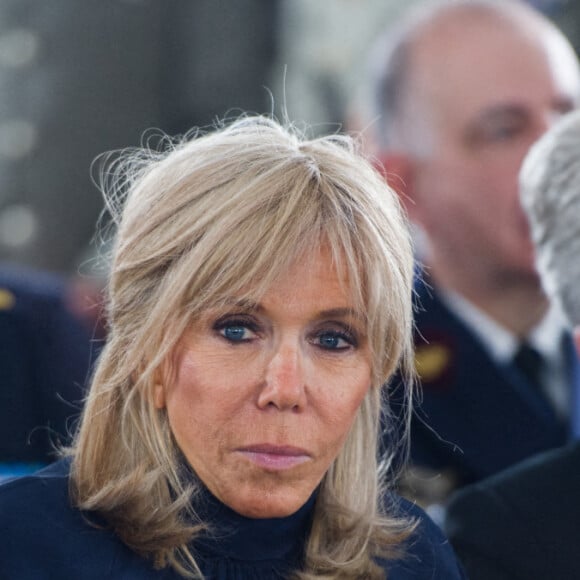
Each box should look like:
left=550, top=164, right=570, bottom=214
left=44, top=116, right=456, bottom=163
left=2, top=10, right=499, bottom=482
left=0, top=266, right=95, bottom=477
left=368, top=0, right=580, bottom=500
left=445, top=109, right=580, bottom=580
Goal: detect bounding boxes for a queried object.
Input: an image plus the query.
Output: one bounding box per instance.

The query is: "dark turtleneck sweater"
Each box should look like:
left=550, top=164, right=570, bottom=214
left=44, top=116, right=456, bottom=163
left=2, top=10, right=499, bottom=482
left=0, top=460, right=465, bottom=579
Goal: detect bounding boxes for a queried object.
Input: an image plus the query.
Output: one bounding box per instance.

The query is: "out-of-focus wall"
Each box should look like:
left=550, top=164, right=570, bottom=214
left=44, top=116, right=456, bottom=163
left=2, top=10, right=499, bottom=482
left=0, top=0, right=278, bottom=274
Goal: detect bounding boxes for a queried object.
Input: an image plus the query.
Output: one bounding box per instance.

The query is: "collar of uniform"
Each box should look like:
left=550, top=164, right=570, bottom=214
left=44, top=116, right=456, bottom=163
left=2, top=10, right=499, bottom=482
left=438, top=287, right=567, bottom=366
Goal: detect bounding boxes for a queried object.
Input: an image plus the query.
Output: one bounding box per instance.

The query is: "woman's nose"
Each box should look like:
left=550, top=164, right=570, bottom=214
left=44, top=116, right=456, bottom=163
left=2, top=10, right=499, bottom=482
left=257, top=343, right=307, bottom=411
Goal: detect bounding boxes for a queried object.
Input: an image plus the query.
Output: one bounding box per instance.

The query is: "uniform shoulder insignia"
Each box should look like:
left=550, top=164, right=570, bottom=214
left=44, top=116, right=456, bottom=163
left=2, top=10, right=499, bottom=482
left=415, top=342, right=452, bottom=384
left=0, top=288, right=15, bottom=311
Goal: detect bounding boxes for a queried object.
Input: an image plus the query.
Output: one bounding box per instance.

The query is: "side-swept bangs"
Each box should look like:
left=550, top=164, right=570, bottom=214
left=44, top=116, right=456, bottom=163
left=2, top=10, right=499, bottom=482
left=106, top=118, right=413, bottom=391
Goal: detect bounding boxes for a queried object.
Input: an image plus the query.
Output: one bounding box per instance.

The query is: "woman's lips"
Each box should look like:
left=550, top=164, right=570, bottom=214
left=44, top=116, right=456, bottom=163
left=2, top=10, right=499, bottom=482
left=236, top=445, right=310, bottom=470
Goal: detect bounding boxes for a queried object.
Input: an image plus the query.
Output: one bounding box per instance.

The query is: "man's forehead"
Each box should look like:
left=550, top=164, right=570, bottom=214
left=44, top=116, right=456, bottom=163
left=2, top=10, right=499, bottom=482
left=409, top=15, right=580, bottom=123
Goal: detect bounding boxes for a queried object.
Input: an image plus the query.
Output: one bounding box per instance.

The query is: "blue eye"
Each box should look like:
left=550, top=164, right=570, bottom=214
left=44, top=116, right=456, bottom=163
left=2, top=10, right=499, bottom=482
left=316, top=331, right=353, bottom=351
left=214, top=316, right=258, bottom=343
left=222, top=325, right=248, bottom=342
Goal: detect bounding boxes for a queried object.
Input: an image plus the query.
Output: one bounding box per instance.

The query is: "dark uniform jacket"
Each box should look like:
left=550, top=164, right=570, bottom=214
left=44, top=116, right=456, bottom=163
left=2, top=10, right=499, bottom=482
left=0, top=267, right=94, bottom=468
left=445, top=441, right=580, bottom=580
left=409, top=275, right=577, bottom=487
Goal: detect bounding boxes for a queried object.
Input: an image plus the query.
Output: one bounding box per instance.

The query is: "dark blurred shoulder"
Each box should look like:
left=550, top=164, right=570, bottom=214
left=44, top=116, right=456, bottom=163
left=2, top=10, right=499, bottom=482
left=445, top=442, right=580, bottom=580
left=380, top=495, right=467, bottom=579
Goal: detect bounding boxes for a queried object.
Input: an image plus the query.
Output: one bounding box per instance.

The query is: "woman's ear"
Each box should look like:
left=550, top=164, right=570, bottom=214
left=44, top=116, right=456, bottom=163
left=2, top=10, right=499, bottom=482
left=152, top=364, right=167, bottom=409
left=153, top=383, right=166, bottom=409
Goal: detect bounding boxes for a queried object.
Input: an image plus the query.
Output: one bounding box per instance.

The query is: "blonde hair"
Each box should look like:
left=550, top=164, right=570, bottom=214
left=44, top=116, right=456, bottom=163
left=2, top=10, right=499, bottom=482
left=70, top=116, right=416, bottom=578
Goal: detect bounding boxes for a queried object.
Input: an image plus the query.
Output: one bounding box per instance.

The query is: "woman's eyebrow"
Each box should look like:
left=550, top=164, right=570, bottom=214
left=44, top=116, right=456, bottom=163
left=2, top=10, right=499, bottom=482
left=217, top=297, right=264, bottom=312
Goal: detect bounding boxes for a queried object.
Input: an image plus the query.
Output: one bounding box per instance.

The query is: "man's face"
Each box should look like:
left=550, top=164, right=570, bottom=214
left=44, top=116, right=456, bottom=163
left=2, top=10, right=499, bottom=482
left=405, top=18, right=580, bottom=285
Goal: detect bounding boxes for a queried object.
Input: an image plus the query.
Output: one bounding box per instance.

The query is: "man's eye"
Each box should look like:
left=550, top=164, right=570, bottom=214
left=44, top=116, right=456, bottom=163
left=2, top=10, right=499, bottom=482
left=467, top=114, right=528, bottom=148
left=486, top=124, right=521, bottom=142
left=315, top=331, right=354, bottom=351
left=475, top=118, right=528, bottom=146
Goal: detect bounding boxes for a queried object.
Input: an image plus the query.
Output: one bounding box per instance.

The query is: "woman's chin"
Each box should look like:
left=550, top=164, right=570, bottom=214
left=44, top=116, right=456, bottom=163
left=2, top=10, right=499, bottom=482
left=222, top=486, right=310, bottom=519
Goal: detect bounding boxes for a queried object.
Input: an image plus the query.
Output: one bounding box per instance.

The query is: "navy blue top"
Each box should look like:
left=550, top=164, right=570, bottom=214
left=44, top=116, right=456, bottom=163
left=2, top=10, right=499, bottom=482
left=405, top=274, right=577, bottom=486
left=0, top=461, right=466, bottom=579
left=0, top=266, right=97, bottom=469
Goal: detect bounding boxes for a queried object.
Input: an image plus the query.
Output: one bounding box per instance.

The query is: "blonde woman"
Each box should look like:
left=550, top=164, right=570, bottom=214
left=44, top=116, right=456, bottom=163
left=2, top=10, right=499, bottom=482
left=0, top=117, right=465, bottom=579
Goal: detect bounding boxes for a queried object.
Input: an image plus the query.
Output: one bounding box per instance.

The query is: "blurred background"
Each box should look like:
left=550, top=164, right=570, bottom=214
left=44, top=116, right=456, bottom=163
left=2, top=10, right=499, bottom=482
left=0, top=0, right=577, bottom=275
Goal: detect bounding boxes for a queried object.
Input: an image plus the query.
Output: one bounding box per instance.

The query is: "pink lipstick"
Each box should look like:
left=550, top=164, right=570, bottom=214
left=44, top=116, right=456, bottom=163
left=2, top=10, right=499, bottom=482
left=236, top=445, right=310, bottom=470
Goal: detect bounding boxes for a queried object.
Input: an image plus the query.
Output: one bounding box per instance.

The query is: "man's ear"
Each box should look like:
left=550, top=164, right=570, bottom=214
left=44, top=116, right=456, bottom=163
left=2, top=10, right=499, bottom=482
left=573, top=327, right=580, bottom=358
left=375, top=152, right=418, bottom=220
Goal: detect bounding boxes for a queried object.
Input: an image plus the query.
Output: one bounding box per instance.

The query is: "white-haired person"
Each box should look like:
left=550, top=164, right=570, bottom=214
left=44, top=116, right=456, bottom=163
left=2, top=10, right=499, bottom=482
left=445, top=109, right=580, bottom=579
left=0, top=117, right=466, bottom=579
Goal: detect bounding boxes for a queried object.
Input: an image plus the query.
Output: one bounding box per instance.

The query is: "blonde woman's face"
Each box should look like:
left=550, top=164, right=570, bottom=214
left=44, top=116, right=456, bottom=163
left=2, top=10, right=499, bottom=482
left=155, top=246, right=372, bottom=518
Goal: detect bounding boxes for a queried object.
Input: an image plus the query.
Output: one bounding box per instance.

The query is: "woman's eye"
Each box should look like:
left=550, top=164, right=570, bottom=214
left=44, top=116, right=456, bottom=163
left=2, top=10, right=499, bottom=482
left=214, top=318, right=258, bottom=343
left=315, top=331, right=355, bottom=351
left=222, top=325, right=250, bottom=342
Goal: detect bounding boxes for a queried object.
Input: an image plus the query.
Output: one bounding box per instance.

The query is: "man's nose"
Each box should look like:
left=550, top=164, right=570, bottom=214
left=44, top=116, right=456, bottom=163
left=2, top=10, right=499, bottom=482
left=257, top=342, right=307, bottom=411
